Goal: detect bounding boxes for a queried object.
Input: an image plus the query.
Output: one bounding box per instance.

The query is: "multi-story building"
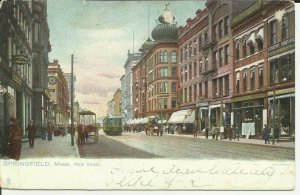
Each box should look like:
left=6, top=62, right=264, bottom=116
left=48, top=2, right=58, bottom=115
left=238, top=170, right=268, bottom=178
left=0, top=0, right=50, bottom=140
left=132, top=5, right=179, bottom=120
left=107, top=88, right=121, bottom=117
left=48, top=59, right=69, bottom=125
left=231, top=0, right=295, bottom=139
left=120, top=51, right=142, bottom=122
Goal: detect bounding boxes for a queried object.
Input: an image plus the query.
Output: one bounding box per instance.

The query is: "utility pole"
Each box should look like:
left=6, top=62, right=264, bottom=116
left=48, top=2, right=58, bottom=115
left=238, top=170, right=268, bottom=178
left=220, top=84, right=224, bottom=139
left=71, top=54, right=74, bottom=146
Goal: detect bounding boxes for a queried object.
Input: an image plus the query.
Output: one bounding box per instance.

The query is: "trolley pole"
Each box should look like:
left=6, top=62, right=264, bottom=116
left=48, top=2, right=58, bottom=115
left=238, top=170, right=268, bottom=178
left=71, top=54, right=74, bottom=146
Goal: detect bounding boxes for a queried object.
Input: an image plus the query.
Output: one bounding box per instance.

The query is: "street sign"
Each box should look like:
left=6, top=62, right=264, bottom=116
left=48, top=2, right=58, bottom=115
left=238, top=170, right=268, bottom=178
left=13, top=55, right=28, bottom=65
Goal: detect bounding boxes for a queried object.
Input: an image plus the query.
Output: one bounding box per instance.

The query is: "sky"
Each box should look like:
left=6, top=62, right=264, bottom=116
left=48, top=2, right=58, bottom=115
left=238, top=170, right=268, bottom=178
left=47, top=0, right=206, bottom=118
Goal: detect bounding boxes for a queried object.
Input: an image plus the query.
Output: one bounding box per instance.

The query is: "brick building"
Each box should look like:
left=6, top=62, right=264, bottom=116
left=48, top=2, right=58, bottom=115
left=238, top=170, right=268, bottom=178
left=231, top=0, right=295, bottom=138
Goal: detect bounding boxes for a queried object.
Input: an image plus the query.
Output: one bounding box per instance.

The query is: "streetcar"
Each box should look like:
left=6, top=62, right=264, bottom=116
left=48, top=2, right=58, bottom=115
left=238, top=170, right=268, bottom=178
left=103, top=116, right=123, bottom=135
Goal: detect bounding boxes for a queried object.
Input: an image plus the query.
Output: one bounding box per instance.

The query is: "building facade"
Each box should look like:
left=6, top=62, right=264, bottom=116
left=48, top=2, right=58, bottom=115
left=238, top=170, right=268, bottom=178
left=231, top=0, right=295, bottom=138
left=132, top=5, right=180, bottom=120
left=48, top=59, right=69, bottom=125
left=120, top=51, right=142, bottom=122
left=107, top=88, right=122, bottom=117
left=0, top=0, right=51, bottom=141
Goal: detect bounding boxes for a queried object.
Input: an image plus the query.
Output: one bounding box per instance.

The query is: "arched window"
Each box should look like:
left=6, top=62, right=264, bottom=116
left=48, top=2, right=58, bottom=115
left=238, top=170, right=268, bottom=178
left=160, top=51, right=164, bottom=62
left=171, top=51, right=177, bottom=63
left=163, top=51, right=168, bottom=62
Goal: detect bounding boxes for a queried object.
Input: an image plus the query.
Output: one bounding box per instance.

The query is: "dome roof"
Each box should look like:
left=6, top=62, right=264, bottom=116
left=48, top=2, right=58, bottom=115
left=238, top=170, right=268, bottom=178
left=151, top=4, right=178, bottom=42
left=139, top=37, right=156, bottom=53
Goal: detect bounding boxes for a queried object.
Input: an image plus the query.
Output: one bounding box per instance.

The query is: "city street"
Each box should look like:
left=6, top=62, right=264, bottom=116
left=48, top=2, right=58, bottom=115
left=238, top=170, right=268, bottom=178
left=78, top=131, right=295, bottom=160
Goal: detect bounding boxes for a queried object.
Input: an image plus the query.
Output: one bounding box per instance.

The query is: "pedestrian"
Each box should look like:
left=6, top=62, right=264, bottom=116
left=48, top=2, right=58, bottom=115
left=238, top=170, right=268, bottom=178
left=26, top=120, right=36, bottom=148
left=227, top=125, right=233, bottom=141
left=47, top=122, right=53, bottom=141
left=1, top=118, right=13, bottom=157
left=263, top=124, right=270, bottom=144
left=233, top=125, right=240, bottom=141
left=8, top=117, right=22, bottom=160
left=215, top=124, right=220, bottom=141
left=193, top=120, right=197, bottom=138
left=205, top=127, right=209, bottom=139
left=211, top=125, right=216, bottom=139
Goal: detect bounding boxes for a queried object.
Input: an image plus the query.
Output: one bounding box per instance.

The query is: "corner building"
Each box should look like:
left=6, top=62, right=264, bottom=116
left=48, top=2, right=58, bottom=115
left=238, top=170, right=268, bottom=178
left=231, top=0, right=294, bottom=139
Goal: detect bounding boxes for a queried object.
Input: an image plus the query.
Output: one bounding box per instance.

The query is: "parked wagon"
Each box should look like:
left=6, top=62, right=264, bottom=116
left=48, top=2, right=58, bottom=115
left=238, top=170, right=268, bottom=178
left=78, top=111, right=99, bottom=144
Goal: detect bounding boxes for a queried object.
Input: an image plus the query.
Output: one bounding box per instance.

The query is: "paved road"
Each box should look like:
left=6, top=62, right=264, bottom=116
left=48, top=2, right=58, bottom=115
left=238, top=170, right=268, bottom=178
left=78, top=132, right=294, bottom=160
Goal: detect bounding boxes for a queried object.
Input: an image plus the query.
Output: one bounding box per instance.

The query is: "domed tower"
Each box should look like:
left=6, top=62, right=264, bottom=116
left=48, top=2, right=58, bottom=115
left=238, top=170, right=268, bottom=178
left=139, top=37, right=156, bottom=53
left=151, top=3, right=178, bottom=42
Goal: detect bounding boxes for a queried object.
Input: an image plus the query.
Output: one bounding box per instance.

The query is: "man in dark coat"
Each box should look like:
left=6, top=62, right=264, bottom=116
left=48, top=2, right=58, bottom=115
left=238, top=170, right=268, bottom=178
left=227, top=125, right=233, bottom=141
left=26, top=120, right=36, bottom=148
left=8, top=117, right=22, bottom=160
left=263, top=124, right=270, bottom=144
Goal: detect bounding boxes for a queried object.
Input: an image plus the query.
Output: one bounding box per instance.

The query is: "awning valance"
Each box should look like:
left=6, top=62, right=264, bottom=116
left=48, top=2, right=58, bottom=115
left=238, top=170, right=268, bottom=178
left=183, top=111, right=195, bottom=124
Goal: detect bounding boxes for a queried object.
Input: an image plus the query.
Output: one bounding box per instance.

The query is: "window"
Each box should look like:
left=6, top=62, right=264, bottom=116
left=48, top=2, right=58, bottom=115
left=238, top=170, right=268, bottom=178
left=243, top=70, right=247, bottom=91
left=219, top=20, right=223, bottom=38
left=235, top=41, right=240, bottom=60
left=185, top=46, right=188, bottom=60
left=270, top=60, right=279, bottom=84
left=225, top=45, right=229, bottom=64
left=171, top=67, right=177, bottom=77
left=213, top=79, right=218, bottom=98
left=171, top=82, right=176, bottom=93
left=219, top=78, right=223, bottom=98
left=199, top=83, right=202, bottom=96
left=205, top=56, right=208, bottom=71
left=184, top=88, right=187, bottom=103
left=159, top=82, right=168, bottom=93
left=194, top=84, right=197, bottom=101
left=160, top=51, right=163, bottom=62
left=257, top=38, right=263, bottom=51
left=158, top=68, right=168, bottom=77
left=270, top=54, right=294, bottom=84
left=224, top=75, right=229, bottom=96
left=270, top=21, right=277, bottom=45
left=242, top=39, right=247, bottom=58
left=171, top=51, right=177, bottom=63
left=180, top=49, right=183, bottom=63
left=193, top=62, right=197, bottom=77
left=33, top=22, right=41, bottom=44
left=164, top=98, right=168, bottom=109
left=250, top=67, right=255, bottom=90
left=248, top=42, right=255, bottom=55
left=199, top=59, right=202, bottom=74
left=189, top=43, right=192, bottom=57
left=236, top=72, right=240, bottom=93
left=282, top=14, right=289, bottom=41
left=205, top=81, right=208, bottom=99
left=189, top=86, right=192, bottom=102
left=219, top=48, right=223, bottom=67
left=189, top=64, right=192, bottom=80
left=185, top=67, right=187, bottom=81
left=172, top=98, right=177, bottom=108
left=193, top=39, right=197, bottom=55
left=224, top=16, right=229, bottom=35
left=180, top=68, right=183, bottom=82
left=258, top=66, right=263, bottom=88
left=204, top=31, right=208, bottom=44
left=213, top=24, right=218, bottom=40
left=198, top=34, right=202, bottom=50
left=163, top=51, right=168, bottom=62
left=213, top=51, right=218, bottom=68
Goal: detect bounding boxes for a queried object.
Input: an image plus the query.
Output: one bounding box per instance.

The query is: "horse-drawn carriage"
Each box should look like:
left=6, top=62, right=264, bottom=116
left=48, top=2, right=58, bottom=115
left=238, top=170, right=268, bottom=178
left=77, top=111, right=99, bottom=144
left=145, top=116, right=164, bottom=136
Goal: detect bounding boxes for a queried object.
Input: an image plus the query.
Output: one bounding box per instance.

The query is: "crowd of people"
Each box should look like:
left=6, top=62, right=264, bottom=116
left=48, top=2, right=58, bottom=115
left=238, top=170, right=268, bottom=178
left=0, top=116, right=69, bottom=160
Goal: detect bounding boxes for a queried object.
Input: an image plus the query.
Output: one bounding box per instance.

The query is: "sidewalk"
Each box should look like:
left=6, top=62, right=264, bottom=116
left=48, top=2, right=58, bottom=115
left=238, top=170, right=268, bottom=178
left=165, top=133, right=295, bottom=149
left=20, top=134, right=80, bottom=159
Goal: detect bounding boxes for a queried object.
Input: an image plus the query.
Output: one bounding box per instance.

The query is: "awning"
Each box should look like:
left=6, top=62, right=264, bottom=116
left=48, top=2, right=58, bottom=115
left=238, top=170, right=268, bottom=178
left=183, top=111, right=195, bottom=124
left=256, top=28, right=264, bottom=40
left=168, top=109, right=192, bottom=124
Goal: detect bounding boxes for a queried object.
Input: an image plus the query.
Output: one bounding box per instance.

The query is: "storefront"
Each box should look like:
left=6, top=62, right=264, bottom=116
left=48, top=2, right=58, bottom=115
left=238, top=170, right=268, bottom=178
left=268, top=89, right=295, bottom=138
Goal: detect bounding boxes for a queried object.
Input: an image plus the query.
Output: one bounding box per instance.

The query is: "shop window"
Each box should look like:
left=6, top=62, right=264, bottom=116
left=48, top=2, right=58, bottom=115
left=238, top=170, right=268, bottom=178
left=171, top=51, right=177, bottom=63
left=270, top=20, right=277, bottom=45
left=282, top=14, right=289, bottom=41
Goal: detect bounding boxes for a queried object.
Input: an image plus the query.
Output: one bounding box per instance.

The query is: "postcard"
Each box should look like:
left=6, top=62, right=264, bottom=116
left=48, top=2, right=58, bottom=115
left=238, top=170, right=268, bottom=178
left=0, top=0, right=296, bottom=192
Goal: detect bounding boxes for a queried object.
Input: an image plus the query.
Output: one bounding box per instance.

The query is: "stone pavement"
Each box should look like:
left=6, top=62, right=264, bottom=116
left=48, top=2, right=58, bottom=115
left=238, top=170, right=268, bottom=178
left=20, top=134, right=80, bottom=159
left=165, top=133, right=295, bottom=148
